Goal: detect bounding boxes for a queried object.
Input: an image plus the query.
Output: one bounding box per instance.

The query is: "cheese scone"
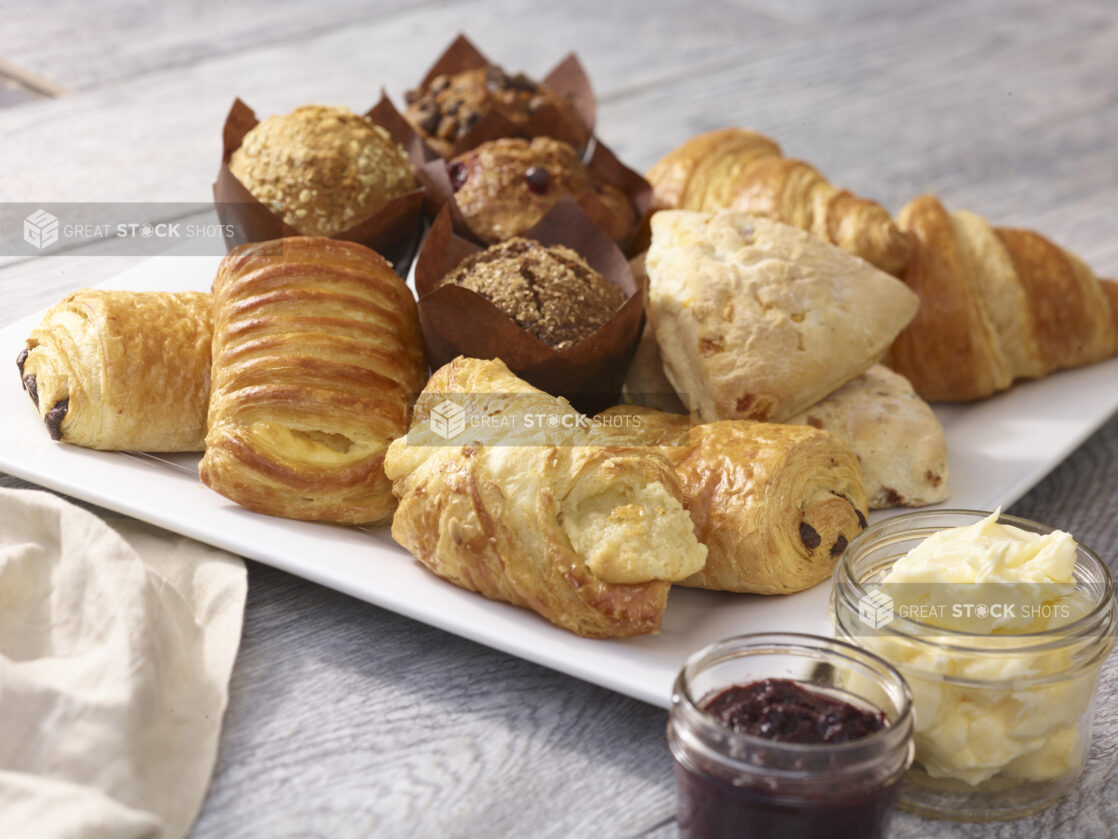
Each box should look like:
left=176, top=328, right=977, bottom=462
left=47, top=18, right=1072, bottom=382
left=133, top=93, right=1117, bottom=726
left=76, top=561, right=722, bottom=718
left=646, top=210, right=919, bottom=423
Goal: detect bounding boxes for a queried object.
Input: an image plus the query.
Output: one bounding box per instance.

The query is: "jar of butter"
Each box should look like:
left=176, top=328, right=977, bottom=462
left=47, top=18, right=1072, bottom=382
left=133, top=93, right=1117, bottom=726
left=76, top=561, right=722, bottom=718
left=832, top=509, right=1117, bottom=821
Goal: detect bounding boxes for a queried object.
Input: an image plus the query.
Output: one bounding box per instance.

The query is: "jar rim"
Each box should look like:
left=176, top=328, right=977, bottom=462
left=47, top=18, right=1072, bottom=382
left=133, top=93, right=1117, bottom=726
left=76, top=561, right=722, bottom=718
left=835, top=508, right=1117, bottom=650
left=673, top=632, right=914, bottom=760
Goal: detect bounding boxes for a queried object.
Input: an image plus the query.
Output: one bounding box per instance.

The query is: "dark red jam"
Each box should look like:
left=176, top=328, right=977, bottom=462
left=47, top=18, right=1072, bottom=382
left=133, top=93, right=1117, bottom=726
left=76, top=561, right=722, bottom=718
left=702, top=678, right=885, bottom=744
left=675, top=679, right=899, bottom=839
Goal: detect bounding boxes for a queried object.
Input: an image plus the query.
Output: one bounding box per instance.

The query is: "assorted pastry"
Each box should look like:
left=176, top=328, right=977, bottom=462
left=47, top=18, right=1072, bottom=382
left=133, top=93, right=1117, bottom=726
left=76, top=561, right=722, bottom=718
left=13, top=36, right=1118, bottom=642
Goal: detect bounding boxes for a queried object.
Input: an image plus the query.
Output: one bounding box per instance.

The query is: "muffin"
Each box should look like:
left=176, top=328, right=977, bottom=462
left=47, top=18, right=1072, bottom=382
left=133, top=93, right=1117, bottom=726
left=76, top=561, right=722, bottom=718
left=449, top=137, right=637, bottom=246
left=229, top=105, right=416, bottom=237
left=404, top=63, right=589, bottom=158
left=440, top=238, right=626, bottom=350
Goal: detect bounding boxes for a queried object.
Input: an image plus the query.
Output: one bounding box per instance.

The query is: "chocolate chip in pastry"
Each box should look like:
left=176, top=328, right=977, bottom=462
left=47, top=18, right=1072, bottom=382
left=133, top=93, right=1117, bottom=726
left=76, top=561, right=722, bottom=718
left=448, top=137, right=637, bottom=245
left=229, top=105, right=416, bottom=237
left=439, top=237, right=625, bottom=350
left=404, top=64, right=589, bottom=158
left=18, top=290, right=213, bottom=451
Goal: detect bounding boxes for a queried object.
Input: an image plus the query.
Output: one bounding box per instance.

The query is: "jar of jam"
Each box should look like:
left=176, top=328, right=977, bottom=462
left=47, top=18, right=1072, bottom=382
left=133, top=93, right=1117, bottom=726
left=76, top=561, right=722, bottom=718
left=668, top=633, right=913, bottom=839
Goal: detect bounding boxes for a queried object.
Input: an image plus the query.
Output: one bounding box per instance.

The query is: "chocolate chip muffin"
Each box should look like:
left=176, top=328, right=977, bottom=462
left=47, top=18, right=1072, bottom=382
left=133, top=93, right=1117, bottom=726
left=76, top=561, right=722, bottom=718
left=448, top=137, right=637, bottom=246
left=404, top=64, right=589, bottom=158
left=440, top=238, right=626, bottom=350
left=229, top=105, right=416, bottom=237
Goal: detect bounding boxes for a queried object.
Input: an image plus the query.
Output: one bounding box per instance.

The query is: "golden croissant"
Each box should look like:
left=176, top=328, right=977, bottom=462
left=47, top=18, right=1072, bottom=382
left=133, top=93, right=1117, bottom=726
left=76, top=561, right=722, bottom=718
left=886, top=195, right=1118, bottom=401
left=384, top=356, right=707, bottom=639
left=646, top=127, right=912, bottom=276
left=200, top=237, right=427, bottom=524
left=18, top=290, right=213, bottom=451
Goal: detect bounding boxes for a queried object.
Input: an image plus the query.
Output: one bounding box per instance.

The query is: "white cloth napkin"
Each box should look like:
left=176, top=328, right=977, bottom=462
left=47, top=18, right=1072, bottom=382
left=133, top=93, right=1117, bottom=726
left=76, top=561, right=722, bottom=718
left=0, top=488, right=247, bottom=839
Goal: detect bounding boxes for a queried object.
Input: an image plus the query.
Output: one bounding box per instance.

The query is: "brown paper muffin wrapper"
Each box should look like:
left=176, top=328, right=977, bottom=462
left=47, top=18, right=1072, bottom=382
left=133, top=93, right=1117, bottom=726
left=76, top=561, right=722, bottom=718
left=213, top=94, right=428, bottom=276
left=414, top=198, right=643, bottom=414
left=416, top=134, right=652, bottom=257
left=406, top=33, right=596, bottom=160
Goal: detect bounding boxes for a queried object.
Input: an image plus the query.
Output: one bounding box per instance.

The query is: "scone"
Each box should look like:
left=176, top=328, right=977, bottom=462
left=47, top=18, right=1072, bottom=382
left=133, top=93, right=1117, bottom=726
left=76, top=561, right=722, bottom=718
left=229, top=105, right=416, bottom=237
left=439, top=238, right=625, bottom=350
left=646, top=210, right=919, bottom=422
left=786, top=365, right=950, bottom=509
left=449, top=137, right=637, bottom=245
left=404, top=64, right=589, bottom=158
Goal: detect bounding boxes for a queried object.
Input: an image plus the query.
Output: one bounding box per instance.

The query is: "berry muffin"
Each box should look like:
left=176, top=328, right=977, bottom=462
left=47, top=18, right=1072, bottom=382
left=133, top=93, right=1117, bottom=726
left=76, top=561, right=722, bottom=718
left=448, top=137, right=637, bottom=246
left=404, top=64, right=589, bottom=158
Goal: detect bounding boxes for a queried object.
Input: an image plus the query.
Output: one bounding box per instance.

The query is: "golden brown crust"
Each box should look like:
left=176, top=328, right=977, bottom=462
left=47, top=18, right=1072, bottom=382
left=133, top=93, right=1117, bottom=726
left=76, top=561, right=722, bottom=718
left=404, top=66, right=589, bottom=158
left=18, top=291, right=213, bottom=451
left=887, top=196, right=1118, bottom=401
left=200, top=237, right=427, bottom=524
left=646, top=128, right=911, bottom=276
left=229, top=105, right=416, bottom=237
left=601, top=405, right=869, bottom=594
left=384, top=357, right=707, bottom=638
left=450, top=137, right=636, bottom=245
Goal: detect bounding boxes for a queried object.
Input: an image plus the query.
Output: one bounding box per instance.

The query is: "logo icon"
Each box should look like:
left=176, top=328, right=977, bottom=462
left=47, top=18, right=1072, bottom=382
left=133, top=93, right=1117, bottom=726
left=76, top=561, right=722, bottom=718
left=24, top=209, right=60, bottom=250
left=429, top=399, right=466, bottom=440
left=858, top=589, right=894, bottom=630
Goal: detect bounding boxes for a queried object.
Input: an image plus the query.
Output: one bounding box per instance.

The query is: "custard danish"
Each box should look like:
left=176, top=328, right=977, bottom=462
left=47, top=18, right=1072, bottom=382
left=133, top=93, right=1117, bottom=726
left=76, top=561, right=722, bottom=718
left=201, top=237, right=427, bottom=524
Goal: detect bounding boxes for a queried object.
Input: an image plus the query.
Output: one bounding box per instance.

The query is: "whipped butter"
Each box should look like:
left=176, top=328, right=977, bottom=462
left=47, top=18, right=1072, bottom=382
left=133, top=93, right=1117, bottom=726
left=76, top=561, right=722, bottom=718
left=871, top=510, right=1096, bottom=786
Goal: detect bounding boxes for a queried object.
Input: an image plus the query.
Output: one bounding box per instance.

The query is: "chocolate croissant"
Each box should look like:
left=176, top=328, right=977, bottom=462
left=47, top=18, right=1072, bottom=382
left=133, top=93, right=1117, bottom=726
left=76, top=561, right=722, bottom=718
left=17, top=290, right=213, bottom=451
left=886, top=195, right=1118, bottom=401
left=601, top=405, right=868, bottom=595
left=646, top=127, right=911, bottom=276
left=384, top=357, right=707, bottom=638
left=200, top=237, right=427, bottom=524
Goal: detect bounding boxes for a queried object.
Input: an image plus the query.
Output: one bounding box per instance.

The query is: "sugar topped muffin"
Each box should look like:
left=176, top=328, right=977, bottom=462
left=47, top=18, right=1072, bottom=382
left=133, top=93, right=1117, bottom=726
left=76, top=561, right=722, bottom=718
left=449, top=137, right=637, bottom=246
left=441, top=238, right=626, bottom=350
left=404, top=64, right=589, bottom=158
left=229, top=105, right=416, bottom=237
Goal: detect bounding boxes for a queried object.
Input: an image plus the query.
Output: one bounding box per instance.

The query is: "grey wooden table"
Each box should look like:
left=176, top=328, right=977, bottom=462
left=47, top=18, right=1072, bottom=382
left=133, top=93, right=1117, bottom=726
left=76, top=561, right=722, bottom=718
left=2, top=1, right=1117, bottom=836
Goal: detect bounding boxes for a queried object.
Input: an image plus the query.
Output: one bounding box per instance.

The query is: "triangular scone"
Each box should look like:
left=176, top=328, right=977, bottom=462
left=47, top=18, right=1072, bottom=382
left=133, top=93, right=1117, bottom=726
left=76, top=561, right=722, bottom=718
left=646, top=210, right=920, bottom=422
left=786, top=365, right=949, bottom=509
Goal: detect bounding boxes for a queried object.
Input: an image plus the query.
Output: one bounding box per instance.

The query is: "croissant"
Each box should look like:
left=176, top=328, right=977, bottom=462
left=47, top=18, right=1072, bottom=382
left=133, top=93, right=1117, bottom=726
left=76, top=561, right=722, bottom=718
left=646, top=127, right=912, bottom=276
left=17, top=290, right=212, bottom=451
left=383, top=356, right=707, bottom=639
left=200, top=237, right=427, bottom=524
left=600, top=405, right=868, bottom=595
left=886, top=195, right=1118, bottom=401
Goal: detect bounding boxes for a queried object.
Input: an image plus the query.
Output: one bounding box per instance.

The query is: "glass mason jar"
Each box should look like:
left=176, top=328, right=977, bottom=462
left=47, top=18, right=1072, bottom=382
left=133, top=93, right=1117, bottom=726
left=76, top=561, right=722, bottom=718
left=667, top=633, right=914, bottom=839
left=832, top=509, right=1118, bottom=821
